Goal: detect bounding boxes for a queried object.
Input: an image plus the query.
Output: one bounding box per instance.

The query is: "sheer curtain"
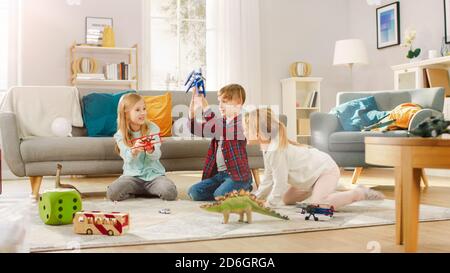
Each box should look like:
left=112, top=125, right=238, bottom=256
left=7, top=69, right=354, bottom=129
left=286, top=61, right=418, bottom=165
left=206, top=0, right=262, bottom=105
left=7, top=0, right=20, bottom=89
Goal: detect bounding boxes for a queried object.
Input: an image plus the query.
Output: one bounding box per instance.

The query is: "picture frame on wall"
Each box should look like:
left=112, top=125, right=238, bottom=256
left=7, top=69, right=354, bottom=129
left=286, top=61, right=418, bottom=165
left=376, top=2, right=400, bottom=49
left=85, top=17, right=113, bottom=46
left=445, top=0, right=450, bottom=43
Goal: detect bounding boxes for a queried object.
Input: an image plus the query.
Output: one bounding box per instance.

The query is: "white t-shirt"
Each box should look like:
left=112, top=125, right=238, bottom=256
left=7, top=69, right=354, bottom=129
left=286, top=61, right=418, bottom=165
left=253, top=141, right=337, bottom=207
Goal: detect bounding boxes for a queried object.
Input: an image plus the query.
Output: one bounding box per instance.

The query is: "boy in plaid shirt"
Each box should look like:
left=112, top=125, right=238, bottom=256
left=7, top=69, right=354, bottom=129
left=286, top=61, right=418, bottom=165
left=187, top=84, right=253, bottom=201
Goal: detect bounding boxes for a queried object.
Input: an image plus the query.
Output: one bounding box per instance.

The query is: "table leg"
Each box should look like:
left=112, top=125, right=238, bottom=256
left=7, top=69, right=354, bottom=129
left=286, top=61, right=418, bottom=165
left=394, top=167, right=403, bottom=245
left=403, top=167, right=421, bottom=253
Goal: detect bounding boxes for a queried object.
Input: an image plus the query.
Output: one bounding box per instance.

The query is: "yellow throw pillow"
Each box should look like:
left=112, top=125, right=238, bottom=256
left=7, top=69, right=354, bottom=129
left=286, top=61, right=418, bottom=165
left=143, top=93, right=172, bottom=137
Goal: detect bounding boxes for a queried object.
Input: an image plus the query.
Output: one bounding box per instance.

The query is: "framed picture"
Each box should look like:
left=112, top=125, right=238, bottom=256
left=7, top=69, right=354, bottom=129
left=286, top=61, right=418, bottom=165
left=445, top=0, right=450, bottom=43
left=376, top=2, right=400, bottom=49
left=85, top=17, right=113, bottom=46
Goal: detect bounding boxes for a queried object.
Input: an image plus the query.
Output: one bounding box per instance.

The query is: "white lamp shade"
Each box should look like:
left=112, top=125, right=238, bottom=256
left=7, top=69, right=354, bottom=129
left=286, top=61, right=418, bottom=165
left=333, top=39, right=369, bottom=66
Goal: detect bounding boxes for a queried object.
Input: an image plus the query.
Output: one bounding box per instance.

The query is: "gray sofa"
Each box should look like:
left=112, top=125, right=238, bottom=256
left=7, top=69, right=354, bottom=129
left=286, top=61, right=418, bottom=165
left=310, top=88, right=445, bottom=182
left=0, top=90, right=280, bottom=196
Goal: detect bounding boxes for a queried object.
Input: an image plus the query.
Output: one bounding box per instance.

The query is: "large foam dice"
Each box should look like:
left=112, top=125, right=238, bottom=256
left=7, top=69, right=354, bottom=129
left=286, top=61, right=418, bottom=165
left=38, top=189, right=82, bottom=225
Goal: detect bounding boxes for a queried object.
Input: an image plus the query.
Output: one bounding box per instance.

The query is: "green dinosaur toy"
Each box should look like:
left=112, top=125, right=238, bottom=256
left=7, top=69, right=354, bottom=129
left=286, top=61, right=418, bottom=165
left=200, top=190, right=289, bottom=224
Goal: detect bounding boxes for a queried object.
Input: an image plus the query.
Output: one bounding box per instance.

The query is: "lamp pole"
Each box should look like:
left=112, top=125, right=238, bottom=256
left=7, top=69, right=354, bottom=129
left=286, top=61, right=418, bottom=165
left=349, top=63, right=354, bottom=91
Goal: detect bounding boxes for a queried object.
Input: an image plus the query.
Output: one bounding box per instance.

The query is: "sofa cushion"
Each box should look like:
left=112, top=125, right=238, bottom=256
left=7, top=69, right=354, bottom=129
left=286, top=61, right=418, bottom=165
left=144, top=93, right=173, bottom=137
left=20, top=136, right=264, bottom=163
left=328, top=131, right=409, bottom=152
left=330, top=96, right=388, bottom=131
left=82, top=90, right=135, bottom=137
left=21, top=137, right=120, bottom=162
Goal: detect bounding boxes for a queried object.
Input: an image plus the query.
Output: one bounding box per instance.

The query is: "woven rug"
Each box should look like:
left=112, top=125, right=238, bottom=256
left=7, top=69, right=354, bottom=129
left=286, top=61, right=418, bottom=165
left=23, top=198, right=450, bottom=252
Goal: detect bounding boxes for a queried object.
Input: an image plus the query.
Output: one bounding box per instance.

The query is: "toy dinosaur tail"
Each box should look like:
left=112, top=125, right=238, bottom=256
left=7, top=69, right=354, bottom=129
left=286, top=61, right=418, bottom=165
left=251, top=202, right=289, bottom=220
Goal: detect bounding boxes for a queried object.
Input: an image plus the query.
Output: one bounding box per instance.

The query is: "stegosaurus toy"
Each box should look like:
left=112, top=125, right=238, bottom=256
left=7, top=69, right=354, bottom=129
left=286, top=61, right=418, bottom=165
left=200, top=190, right=289, bottom=224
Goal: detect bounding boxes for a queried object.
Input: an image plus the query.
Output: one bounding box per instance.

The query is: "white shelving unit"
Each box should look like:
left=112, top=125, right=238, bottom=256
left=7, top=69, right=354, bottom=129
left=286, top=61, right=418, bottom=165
left=70, top=43, right=139, bottom=89
left=391, top=56, right=450, bottom=119
left=392, top=57, right=450, bottom=178
left=281, top=77, right=322, bottom=144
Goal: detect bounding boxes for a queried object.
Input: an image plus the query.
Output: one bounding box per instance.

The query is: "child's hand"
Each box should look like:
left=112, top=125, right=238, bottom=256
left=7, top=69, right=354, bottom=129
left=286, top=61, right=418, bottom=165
left=189, top=89, right=207, bottom=118
left=131, top=139, right=145, bottom=156
left=146, top=145, right=155, bottom=154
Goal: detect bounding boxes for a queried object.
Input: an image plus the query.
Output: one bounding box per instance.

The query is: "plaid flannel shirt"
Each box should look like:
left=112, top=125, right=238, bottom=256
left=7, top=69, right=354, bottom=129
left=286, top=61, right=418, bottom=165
left=189, top=108, right=251, bottom=182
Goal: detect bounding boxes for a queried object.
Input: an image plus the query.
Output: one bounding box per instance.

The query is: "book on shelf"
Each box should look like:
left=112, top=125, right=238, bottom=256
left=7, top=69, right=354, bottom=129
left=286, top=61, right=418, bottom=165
left=104, top=63, right=133, bottom=81
left=76, top=73, right=105, bottom=80
left=309, top=91, right=318, bottom=108
left=302, top=91, right=314, bottom=108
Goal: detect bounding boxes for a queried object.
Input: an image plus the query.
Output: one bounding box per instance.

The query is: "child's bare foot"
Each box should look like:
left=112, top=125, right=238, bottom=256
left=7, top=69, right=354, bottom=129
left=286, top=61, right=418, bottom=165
left=357, top=185, right=385, bottom=200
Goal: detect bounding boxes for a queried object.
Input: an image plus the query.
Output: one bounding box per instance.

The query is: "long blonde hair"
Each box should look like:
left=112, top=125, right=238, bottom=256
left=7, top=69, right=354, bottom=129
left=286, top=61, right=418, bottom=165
left=244, top=108, right=303, bottom=150
left=115, top=93, right=149, bottom=154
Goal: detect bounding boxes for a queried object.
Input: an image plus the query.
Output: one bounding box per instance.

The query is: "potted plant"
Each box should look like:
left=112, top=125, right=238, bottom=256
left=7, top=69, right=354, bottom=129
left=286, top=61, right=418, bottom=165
left=402, top=29, right=421, bottom=61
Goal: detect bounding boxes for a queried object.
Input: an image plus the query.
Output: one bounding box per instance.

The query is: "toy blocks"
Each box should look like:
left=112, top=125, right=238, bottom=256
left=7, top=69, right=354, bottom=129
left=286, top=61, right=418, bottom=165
left=38, top=189, right=82, bottom=225
left=73, top=211, right=130, bottom=236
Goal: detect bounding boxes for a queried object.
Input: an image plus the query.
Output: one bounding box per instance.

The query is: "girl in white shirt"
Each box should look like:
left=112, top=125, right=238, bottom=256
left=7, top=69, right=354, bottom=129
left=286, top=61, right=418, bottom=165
left=243, top=108, right=384, bottom=208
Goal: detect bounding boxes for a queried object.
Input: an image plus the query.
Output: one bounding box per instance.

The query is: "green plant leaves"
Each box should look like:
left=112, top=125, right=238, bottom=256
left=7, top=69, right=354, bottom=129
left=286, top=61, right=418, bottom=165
left=407, top=48, right=421, bottom=59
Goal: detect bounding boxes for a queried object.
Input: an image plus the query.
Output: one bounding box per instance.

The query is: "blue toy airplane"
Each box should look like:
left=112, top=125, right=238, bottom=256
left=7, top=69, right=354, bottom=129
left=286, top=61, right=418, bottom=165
left=296, top=203, right=335, bottom=221
left=184, top=68, right=206, bottom=97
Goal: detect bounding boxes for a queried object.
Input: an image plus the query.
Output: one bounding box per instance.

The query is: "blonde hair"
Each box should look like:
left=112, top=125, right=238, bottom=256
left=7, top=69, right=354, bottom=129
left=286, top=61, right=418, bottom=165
left=115, top=93, right=149, bottom=154
left=244, top=108, right=303, bottom=150
left=218, top=84, right=246, bottom=104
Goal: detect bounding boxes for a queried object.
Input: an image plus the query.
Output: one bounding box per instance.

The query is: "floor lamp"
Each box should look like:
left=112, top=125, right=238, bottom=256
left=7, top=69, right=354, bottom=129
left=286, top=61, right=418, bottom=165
left=333, top=39, right=369, bottom=90
left=333, top=39, right=369, bottom=183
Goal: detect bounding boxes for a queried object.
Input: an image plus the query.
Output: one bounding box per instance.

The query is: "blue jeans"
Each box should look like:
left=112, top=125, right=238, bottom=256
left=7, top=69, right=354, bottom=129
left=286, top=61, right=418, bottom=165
left=188, top=171, right=253, bottom=201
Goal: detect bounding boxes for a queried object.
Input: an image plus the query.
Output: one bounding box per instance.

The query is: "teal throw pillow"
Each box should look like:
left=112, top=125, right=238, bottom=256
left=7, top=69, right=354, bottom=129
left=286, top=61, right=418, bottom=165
left=330, top=96, right=389, bottom=131
left=82, top=90, right=136, bottom=137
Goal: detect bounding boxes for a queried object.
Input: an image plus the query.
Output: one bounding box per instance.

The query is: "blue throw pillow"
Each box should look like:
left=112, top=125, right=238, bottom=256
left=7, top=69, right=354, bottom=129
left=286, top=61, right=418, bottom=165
left=82, top=90, right=136, bottom=137
left=330, top=96, right=389, bottom=131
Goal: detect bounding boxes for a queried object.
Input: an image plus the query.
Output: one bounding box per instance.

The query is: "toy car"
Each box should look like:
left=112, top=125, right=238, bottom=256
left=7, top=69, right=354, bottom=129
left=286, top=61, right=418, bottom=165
left=131, top=133, right=161, bottom=152
left=296, top=203, right=335, bottom=221
left=159, top=208, right=171, bottom=214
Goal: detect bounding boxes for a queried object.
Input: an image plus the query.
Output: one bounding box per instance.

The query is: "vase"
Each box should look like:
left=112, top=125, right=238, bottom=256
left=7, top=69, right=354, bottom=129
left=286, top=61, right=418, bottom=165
left=102, top=26, right=115, bottom=48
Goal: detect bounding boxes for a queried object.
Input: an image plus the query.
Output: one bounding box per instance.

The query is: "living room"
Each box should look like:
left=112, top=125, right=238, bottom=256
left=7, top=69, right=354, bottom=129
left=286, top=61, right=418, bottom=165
left=0, top=0, right=449, bottom=258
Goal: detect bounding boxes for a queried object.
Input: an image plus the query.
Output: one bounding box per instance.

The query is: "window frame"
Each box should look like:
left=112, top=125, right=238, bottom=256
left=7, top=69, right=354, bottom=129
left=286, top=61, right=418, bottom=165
left=142, top=0, right=207, bottom=91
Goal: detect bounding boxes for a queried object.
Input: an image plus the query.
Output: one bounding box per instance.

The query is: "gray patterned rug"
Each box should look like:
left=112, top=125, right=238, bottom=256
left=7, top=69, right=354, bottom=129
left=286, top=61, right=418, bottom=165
left=20, top=198, right=450, bottom=252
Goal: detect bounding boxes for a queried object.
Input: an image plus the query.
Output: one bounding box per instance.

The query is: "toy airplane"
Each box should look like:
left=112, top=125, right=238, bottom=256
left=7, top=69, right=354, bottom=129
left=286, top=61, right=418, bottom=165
left=131, top=133, right=161, bottom=152
left=296, top=203, right=335, bottom=221
left=184, top=68, right=206, bottom=97
left=409, top=116, right=450, bottom=137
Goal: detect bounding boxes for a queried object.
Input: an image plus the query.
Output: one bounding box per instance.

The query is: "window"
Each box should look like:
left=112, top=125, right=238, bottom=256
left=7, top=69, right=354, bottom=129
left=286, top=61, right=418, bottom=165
left=149, top=0, right=206, bottom=90
left=0, top=0, right=8, bottom=91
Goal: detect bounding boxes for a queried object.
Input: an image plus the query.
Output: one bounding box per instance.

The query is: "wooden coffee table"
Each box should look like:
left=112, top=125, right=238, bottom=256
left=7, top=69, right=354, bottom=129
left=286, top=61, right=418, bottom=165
left=365, top=137, right=450, bottom=252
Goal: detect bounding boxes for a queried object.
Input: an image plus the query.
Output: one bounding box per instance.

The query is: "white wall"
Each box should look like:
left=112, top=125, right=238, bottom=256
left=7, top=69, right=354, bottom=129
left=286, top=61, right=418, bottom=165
left=260, top=0, right=351, bottom=112
left=17, top=0, right=350, bottom=111
left=19, top=0, right=142, bottom=86
left=349, top=0, right=445, bottom=91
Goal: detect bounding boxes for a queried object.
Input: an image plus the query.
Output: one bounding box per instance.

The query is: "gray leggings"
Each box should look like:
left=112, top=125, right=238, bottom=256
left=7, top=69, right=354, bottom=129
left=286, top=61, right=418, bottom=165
left=107, top=176, right=178, bottom=201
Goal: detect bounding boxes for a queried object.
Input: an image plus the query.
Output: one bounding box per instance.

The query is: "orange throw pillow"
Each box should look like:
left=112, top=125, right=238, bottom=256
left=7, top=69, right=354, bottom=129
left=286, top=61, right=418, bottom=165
left=143, top=93, right=172, bottom=137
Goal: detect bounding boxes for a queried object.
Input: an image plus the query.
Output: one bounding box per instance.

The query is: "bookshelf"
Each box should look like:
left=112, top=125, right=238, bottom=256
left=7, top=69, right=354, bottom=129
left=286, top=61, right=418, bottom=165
left=280, top=77, right=322, bottom=145
left=69, top=42, right=139, bottom=89
left=392, top=56, right=450, bottom=119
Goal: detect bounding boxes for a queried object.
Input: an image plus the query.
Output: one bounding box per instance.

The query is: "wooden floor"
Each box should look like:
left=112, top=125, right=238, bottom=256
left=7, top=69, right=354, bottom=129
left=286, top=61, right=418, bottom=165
left=2, top=168, right=450, bottom=253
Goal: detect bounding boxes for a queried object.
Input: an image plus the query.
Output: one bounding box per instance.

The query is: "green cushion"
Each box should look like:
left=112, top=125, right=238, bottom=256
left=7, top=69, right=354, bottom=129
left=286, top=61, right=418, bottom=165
left=82, top=90, right=135, bottom=137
